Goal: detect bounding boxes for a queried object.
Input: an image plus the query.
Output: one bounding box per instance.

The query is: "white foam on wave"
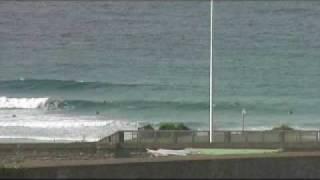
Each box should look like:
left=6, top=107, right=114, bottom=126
left=0, top=119, right=112, bottom=128
left=0, top=135, right=98, bottom=142
left=0, top=112, right=137, bottom=142
left=0, top=96, right=49, bottom=109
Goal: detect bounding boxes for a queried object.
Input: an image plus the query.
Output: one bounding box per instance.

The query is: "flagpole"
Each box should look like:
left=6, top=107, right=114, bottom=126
left=209, top=0, right=214, bottom=143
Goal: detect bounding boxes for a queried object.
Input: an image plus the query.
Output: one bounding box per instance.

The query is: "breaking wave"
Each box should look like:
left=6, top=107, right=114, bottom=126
left=0, top=96, right=209, bottom=111
left=0, top=96, right=49, bottom=109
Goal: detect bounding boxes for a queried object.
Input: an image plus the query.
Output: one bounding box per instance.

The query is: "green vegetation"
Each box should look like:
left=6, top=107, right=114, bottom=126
left=137, top=122, right=191, bottom=131
left=159, top=122, right=190, bottom=130
left=138, top=124, right=154, bottom=130
left=272, top=124, right=295, bottom=131
left=193, top=148, right=282, bottom=156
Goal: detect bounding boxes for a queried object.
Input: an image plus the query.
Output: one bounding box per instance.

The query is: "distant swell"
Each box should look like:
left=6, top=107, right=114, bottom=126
left=0, top=79, right=157, bottom=91
left=61, top=100, right=209, bottom=111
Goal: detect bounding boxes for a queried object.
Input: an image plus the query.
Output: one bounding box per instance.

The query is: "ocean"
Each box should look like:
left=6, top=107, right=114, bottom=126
left=0, top=0, right=319, bottom=142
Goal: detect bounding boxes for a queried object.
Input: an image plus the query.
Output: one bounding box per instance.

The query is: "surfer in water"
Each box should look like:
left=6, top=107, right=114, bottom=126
left=288, top=110, right=293, bottom=115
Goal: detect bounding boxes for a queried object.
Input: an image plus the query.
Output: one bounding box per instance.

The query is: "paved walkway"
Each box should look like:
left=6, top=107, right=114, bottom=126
left=15, top=150, right=320, bottom=168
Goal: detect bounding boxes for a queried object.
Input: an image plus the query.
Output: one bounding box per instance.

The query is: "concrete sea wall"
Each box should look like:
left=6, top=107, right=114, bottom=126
left=2, top=155, right=320, bottom=178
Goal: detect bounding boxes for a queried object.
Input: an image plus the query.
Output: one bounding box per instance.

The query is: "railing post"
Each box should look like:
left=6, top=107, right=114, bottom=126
left=317, top=131, right=320, bottom=142
left=279, top=130, right=285, bottom=146
left=262, top=131, right=265, bottom=143
left=224, top=131, right=231, bottom=144
left=299, top=131, right=302, bottom=143
left=245, top=131, right=248, bottom=143
left=118, top=131, right=124, bottom=144
left=154, top=131, right=157, bottom=144
left=173, top=131, right=178, bottom=144
left=192, top=131, right=195, bottom=144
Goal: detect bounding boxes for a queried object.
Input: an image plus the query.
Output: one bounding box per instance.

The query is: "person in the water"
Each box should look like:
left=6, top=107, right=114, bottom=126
left=288, top=110, right=293, bottom=115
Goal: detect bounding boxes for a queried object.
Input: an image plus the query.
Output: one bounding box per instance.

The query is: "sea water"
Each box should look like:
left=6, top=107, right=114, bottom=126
left=0, top=0, right=319, bottom=142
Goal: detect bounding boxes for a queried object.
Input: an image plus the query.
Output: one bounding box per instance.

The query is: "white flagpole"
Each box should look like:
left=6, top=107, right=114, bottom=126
left=209, top=0, right=214, bottom=143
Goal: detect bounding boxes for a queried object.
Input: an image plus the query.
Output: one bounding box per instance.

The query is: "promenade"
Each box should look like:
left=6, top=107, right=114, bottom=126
left=3, top=151, right=320, bottom=178
left=1, top=129, right=320, bottom=178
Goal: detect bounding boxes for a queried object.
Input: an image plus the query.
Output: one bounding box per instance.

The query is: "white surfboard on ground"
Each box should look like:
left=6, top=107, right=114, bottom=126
left=146, top=148, right=193, bottom=157
left=146, top=148, right=282, bottom=157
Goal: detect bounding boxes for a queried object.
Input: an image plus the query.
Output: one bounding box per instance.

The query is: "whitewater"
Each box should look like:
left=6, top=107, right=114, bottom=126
left=0, top=96, right=49, bottom=109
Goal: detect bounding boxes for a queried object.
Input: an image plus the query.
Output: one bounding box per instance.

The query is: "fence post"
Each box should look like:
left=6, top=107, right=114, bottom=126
left=279, top=130, right=285, bottom=146
left=154, top=131, right=157, bottom=144
left=224, top=131, right=231, bottom=144
left=173, top=131, right=178, bottom=144
left=137, top=131, right=140, bottom=144
left=245, top=132, right=248, bottom=144
left=192, top=131, right=195, bottom=144
left=262, top=131, right=265, bottom=143
left=118, top=131, right=124, bottom=144
left=299, top=131, right=302, bottom=143
left=317, top=131, right=320, bottom=142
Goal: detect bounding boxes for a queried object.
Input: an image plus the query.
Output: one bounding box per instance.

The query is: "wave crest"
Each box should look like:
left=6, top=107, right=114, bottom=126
left=0, top=96, right=208, bottom=111
left=0, top=96, right=50, bottom=109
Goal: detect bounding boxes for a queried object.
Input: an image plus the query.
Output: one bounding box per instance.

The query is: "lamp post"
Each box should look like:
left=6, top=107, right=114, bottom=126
left=213, top=104, right=216, bottom=130
left=242, top=108, right=247, bottom=132
left=209, top=0, right=214, bottom=143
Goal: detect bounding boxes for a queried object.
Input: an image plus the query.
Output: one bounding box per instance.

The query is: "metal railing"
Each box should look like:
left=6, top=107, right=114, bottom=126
left=99, top=130, right=320, bottom=145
